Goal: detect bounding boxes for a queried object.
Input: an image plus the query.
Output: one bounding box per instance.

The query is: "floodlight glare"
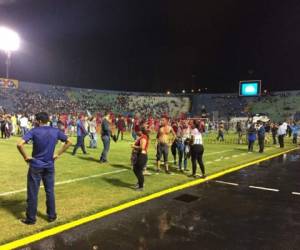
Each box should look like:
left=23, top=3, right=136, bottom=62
left=0, top=26, right=20, bottom=52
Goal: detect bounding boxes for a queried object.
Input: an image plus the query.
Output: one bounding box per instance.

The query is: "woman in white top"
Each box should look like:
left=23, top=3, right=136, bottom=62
left=190, top=121, right=205, bottom=178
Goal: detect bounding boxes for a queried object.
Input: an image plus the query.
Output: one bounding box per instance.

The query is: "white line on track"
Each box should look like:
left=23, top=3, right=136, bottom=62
left=249, top=186, right=279, bottom=192
left=292, top=192, right=300, bottom=196
left=0, top=169, right=128, bottom=197
left=215, top=180, right=239, bottom=186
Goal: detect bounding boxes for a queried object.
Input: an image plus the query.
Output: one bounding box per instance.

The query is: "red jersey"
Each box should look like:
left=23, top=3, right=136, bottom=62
left=135, top=134, right=149, bottom=153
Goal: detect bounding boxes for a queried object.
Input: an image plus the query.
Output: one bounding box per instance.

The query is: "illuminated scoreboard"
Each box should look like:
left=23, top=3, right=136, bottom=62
left=239, top=80, right=261, bottom=97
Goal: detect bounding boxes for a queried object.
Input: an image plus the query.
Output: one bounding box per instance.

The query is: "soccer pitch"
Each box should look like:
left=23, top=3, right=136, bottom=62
left=0, top=132, right=297, bottom=245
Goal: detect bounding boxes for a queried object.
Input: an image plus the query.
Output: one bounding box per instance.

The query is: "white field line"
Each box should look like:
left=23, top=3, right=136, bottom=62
left=292, top=192, right=300, bottom=196
left=0, top=169, right=128, bottom=197
left=161, top=150, right=233, bottom=164
left=215, top=180, right=239, bottom=186
left=249, top=186, right=279, bottom=192
left=205, top=150, right=233, bottom=156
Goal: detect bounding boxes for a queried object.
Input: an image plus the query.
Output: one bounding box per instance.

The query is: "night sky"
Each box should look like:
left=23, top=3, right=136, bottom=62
left=0, top=0, right=300, bottom=93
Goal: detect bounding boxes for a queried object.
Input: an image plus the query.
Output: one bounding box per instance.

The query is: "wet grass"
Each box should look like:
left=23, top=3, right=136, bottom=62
left=0, top=132, right=297, bottom=245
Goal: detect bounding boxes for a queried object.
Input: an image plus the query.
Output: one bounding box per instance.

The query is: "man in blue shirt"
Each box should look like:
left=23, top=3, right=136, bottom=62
left=257, top=121, right=266, bottom=153
left=72, top=115, right=88, bottom=155
left=17, top=112, right=72, bottom=225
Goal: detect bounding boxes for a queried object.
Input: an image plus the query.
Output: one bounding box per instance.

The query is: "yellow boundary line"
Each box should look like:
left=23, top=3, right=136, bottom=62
left=0, top=147, right=298, bottom=250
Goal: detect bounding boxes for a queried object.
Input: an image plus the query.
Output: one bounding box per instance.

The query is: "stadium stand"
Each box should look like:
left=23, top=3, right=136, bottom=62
left=192, top=91, right=300, bottom=122
left=0, top=81, right=191, bottom=117
left=1, top=81, right=300, bottom=122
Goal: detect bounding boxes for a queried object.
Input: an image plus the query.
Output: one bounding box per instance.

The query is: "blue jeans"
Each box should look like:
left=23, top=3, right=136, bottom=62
left=177, top=142, right=188, bottom=170
left=26, top=167, right=56, bottom=223
left=89, top=132, right=97, bottom=148
left=21, top=127, right=28, bottom=137
left=132, top=131, right=137, bottom=141
left=100, top=135, right=110, bottom=161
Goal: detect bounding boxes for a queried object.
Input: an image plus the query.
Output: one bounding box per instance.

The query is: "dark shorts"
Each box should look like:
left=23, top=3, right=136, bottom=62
left=156, top=142, right=169, bottom=163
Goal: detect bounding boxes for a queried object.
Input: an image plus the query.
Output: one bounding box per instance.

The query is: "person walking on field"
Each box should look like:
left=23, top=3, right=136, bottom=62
left=17, top=112, right=72, bottom=225
left=100, top=114, right=112, bottom=163
left=216, top=122, right=225, bottom=141
left=247, top=124, right=256, bottom=152
left=116, top=116, right=126, bottom=141
left=277, top=122, right=286, bottom=148
left=72, top=115, right=88, bottom=155
left=257, top=121, right=265, bottom=153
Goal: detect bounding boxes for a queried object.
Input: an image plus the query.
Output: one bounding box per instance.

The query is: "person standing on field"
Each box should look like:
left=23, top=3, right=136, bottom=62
left=17, top=112, right=72, bottom=225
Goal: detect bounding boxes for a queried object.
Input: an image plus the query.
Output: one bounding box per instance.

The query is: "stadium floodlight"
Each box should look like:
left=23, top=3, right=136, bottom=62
left=0, top=26, right=20, bottom=78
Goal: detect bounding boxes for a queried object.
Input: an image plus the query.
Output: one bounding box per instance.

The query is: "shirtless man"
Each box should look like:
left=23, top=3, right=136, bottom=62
left=156, top=117, right=176, bottom=173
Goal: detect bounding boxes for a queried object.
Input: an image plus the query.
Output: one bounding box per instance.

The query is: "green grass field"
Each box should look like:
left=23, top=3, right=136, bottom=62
left=0, top=132, right=297, bottom=245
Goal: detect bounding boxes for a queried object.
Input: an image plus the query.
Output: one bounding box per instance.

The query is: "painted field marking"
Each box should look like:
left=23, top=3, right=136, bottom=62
left=232, top=155, right=238, bottom=158
left=164, top=149, right=234, bottom=165
left=0, top=169, right=128, bottom=197
left=0, top=147, right=298, bottom=250
left=249, top=186, right=279, bottom=192
left=214, top=158, right=221, bottom=162
left=224, top=157, right=230, bottom=160
left=205, top=150, right=233, bottom=156
left=215, top=180, right=239, bottom=186
left=291, top=192, right=300, bottom=196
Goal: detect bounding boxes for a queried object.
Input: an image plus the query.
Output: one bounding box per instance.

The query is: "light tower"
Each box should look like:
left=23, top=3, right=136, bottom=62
left=0, top=26, right=20, bottom=78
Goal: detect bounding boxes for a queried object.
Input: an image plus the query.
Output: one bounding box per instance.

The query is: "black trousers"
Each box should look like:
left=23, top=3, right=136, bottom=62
left=292, top=134, right=297, bottom=144
left=191, top=144, right=205, bottom=175
left=133, top=153, right=148, bottom=188
left=278, top=135, right=284, bottom=148
left=171, top=140, right=177, bottom=161
left=258, top=136, right=265, bottom=153
left=117, top=129, right=124, bottom=140
left=272, top=133, right=277, bottom=144
left=72, top=135, right=87, bottom=155
left=248, top=140, right=255, bottom=152
left=1, top=126, right=5, bottom=138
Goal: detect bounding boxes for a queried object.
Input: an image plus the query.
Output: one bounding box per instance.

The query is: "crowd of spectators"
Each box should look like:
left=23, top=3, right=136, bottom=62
left=0, top=82, right=191, bottom=118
